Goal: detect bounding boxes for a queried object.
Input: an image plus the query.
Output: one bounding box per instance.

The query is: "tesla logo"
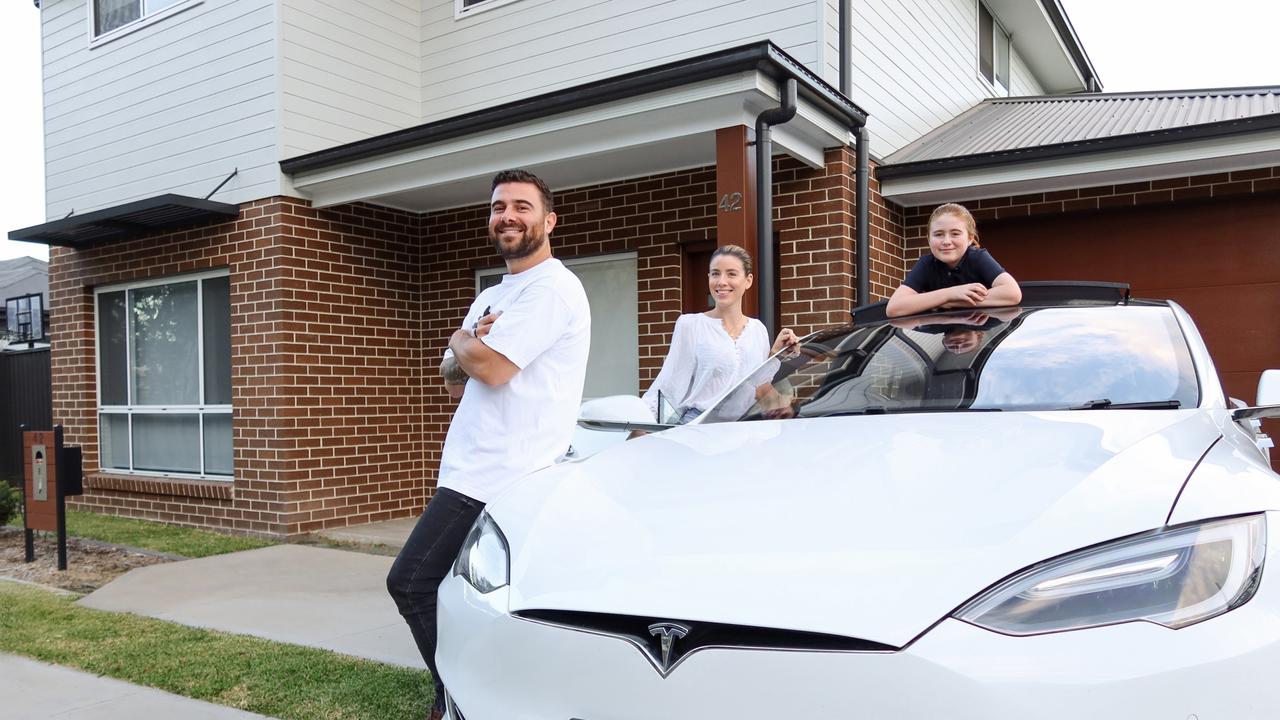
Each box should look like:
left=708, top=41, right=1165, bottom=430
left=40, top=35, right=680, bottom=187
left=647, top=622, right=690, bottom=672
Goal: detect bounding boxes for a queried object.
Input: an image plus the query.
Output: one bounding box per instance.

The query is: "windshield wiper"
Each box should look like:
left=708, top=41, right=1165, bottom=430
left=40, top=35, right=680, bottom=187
left=1067, top=399, right=1182, bottom=410
left=818, top=406, right=1002, bottom=418
left=821, top=405, right=887, bottom=417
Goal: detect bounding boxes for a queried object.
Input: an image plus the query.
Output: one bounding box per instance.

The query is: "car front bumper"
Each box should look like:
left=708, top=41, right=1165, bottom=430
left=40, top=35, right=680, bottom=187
left=437, top=558, right=1280, bottom=720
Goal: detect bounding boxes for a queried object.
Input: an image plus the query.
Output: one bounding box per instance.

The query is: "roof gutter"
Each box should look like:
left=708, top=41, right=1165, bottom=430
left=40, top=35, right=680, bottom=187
left=280, top=41, right=868, bottom=176
left=877, top=112, right=1280, bottom=180
left=754, top=3, right=871, bottom=334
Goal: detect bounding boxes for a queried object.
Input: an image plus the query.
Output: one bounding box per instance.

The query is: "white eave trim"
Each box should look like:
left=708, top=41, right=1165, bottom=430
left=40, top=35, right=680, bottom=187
left=880, top=128, right=1280, bottom=206
left=290, top=70, right=851, bottom=212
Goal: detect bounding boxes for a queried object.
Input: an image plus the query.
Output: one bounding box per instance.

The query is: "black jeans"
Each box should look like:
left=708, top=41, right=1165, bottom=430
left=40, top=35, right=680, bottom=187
left=387, top=487, right=486, bottom=712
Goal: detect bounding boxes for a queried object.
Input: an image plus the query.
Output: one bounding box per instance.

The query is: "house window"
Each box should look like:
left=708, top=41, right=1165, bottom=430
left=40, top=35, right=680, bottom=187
left=477, top=253, right=638, bottom=398
left=978, top=2, right=1011, bottom=95
left=96, top=271, right=232, bottom=479
left=93, top=0, right=184, bottom=38
left=456, top=0, right=523, bottom=17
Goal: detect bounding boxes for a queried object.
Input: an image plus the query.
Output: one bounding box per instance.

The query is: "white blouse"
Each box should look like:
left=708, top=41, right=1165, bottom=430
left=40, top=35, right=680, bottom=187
left=643, top=313, right=773, bottom=421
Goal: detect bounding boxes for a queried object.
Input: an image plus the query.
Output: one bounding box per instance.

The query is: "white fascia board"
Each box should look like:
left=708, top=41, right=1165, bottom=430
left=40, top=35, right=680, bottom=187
left=295, top=71, right=852, bottom=209
left=297, top=72, right=760, bottom=186
left=880, top=128, right=1280, bottom=206
left=298, top=73, right=762, bottom=207
left=302, top=93, right=753, bottom=208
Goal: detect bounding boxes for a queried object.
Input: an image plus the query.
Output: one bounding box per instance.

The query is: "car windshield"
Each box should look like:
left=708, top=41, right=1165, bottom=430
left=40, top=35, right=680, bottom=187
left=700, top=305, right=1200, bottom=423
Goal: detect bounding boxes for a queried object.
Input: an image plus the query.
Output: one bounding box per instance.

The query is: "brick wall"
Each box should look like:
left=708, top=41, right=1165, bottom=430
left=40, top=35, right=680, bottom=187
left=902, top=167, right=1280, bottom=262
left=774, top=151, right=854, bottom=330
left=47, top=145, right=894, bottom=536
left=867, top=166, right=907, bottom=301
left=773, top=151, right=906, bottom=330
left=774, top=149, right=905, bottom=332
left=50, top=198, right=427, bottom=536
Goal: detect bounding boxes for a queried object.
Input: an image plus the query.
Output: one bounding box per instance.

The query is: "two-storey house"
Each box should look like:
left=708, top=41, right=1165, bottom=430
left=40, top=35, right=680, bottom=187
left=11, top=0, right=1278, bottom=535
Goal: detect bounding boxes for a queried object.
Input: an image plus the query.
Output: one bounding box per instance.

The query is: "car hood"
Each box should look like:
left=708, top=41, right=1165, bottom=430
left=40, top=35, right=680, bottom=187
left=490, top=410, right=1221, bottom=647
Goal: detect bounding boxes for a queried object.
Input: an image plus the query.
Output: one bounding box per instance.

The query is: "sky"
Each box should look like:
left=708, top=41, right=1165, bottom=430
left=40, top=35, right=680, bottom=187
left=1, top=0, right=1277, bottom=263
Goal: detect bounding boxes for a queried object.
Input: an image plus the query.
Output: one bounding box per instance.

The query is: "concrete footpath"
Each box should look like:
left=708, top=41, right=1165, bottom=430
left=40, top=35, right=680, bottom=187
left=1, top=652, right=275, bottom=720
left=78, top=543, right=425, bottom=669
left=13, top=519, right=424, bottom=719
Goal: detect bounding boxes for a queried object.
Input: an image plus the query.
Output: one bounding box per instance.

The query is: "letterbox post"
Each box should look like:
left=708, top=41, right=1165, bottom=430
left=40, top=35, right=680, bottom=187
left=54, top=425, right=67, bottom=571
left=22, top=425, right=78, bottom=570
left=20, top=424, right=34, bottom=563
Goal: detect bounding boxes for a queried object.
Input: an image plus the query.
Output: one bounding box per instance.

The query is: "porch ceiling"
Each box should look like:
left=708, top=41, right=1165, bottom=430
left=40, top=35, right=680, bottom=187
left=287, top=72, right=853, bottom=213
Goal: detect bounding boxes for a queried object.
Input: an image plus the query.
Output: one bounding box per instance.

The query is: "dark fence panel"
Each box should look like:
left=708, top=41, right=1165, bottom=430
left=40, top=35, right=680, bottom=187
left=0, top=347, right=53, bottom=486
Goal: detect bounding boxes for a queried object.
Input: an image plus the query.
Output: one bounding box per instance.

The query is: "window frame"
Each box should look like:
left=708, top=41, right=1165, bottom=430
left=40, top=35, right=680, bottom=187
left=454, top=0, right=524, bottom=20
left=475, top=252, right=639, bottom=398
left=976, top=1, right=1012, bottom=96
left=88, top=0, right=202, bottom=48
left=474, top=251, right=639, bottom=295
left=94, top=268, right=232, bottom=480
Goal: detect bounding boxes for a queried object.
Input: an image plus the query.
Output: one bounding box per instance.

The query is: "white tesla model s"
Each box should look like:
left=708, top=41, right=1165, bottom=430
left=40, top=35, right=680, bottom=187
left=437, top=283, right=1280, bottom=719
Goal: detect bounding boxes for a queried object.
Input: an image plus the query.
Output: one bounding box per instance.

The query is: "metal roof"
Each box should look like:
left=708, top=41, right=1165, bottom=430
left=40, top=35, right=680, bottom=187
left=881, top=87, right=1280, bottom=177
left=0, top=257, right=47, bottom=296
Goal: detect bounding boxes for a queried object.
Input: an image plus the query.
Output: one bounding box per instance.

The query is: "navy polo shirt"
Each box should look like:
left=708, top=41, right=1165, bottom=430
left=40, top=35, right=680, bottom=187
left=903, top=247, right=1006, bottom=293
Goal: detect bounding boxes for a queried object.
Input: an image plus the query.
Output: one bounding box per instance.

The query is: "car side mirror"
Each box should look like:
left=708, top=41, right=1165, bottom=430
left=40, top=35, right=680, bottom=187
left=1230, top=370, right=1280, bottom=422
left=578, top=395, right=675, bottom=433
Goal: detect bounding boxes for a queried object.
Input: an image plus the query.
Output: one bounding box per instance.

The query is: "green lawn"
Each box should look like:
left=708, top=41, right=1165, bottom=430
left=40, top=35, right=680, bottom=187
left=0, top=582, right=433, bottom=720
left=7, top=509, right=274, bottom=558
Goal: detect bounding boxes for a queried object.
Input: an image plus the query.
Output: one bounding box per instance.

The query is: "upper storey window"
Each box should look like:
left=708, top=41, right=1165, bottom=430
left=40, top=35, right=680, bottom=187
left=456, top=0, right=524, bottom=17
left=93, top=0, right=184, bottom=38
left=978, top=2, right=1011, bottom=95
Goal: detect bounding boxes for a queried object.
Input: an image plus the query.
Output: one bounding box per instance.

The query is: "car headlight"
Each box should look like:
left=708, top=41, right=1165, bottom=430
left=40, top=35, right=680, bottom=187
left=452, top=512, right=510, bottom=594
left=956, top=514, right=1266, bottom=635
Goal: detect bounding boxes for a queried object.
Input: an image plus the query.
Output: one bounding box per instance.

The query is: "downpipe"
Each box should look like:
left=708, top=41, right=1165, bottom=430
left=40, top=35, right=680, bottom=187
left=755, top=78, right=797, bottom=339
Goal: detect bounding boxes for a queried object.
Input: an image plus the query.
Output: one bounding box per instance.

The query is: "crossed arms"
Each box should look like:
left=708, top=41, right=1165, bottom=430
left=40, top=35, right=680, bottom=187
left=885, top=273, right=1022, bottom=318
left=440, top=311, right=518, bottom=400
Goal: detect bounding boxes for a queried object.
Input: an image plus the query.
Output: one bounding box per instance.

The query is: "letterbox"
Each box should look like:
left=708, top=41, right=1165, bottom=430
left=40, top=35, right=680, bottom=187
left=21, top=427, right=83, bottom=570
left=23, top=430, right=58, bottom=533
left=60, top=446, right=83, bottom=497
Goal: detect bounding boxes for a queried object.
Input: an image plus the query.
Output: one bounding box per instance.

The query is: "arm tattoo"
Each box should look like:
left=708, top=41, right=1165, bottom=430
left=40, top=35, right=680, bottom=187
left=441, top=356, right=470, bottom=385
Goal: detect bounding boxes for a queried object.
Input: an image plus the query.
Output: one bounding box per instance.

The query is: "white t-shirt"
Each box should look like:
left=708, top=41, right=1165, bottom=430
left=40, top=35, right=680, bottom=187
left=642, top=313, right=772, bottom=421
left=439, top=258, right=590, bottom=502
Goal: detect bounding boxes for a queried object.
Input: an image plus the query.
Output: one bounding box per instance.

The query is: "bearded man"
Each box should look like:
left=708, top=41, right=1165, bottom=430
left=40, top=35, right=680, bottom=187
left=387, top=169, right=591, bottom=720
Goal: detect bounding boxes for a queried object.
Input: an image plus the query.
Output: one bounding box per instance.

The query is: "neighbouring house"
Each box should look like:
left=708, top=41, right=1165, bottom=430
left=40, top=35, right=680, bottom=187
left=7, top=0, right=1277, bottom=536
left=1, top=256, right=50, bottom=351
left=0, top=256, right=52, bottom=487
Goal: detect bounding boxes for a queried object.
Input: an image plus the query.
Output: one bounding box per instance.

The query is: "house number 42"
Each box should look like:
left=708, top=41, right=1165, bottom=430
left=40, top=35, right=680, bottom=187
left=718, top=192, right=743, bottom=212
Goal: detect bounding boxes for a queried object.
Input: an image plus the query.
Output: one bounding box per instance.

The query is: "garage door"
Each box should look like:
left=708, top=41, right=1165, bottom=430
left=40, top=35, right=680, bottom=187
left=980, top=193, right=1280, bottom=469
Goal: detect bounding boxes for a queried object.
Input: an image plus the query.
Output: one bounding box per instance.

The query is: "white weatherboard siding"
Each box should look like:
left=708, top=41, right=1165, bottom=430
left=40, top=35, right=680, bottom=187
left=41, top=0, right=280, bottom=219
left=420, top=0, right=820, bottom=123
left=1007, top=47, right=1040, bottom=98
left=279, top=0, right=422, bottom=159
left=843, top=0, right=1044, bottom=158
left=821, top=0, right=838, bottom=86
